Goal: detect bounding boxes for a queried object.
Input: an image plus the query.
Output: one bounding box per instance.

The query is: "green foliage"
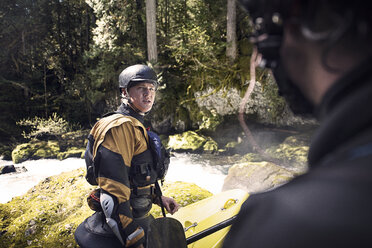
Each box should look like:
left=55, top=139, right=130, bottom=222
left=0, top=0, right=95, bottom=138
left=16, top=113, right=78, bottom=140
left=0, top=0, right=291, bottom=140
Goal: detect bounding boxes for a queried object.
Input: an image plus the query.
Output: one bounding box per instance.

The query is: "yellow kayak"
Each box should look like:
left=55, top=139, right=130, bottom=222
left=170, top=189, right=249, bottom=248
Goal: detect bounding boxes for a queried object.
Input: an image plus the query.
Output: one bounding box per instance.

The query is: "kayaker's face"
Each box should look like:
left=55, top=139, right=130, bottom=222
left=127, top=82, right=156, bottom=113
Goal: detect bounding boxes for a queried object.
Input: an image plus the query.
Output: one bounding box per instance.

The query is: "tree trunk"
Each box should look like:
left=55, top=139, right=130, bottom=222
left=226, top=0, right=237, bottom=62
left=44, top=62, right=48, bottom=118
left=146, top=0, right=158, bottom=63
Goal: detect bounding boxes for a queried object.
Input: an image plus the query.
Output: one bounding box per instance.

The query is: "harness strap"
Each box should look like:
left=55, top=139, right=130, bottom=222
left=155, top=181, right=166, bottom=217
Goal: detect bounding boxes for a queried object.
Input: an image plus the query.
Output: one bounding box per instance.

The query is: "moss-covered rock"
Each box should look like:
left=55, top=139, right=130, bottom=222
left=150, top=181, right=213, bottom=217
left=222, top=161, right=295, bottom=193
left=11, top=129, right=89, bottom=164
left=0, top=168, right=95, bottom=248
left=33, top=141, right=60, bottom=159
left=58, top=130, right=89, bottom=151
left=222, top=133, right=311, bottom=193
left=198, top=109, right=223, bottom=132
left=12, top=141, right=61, bottom=164
left=57, top=147, right=85, bottom=160
left=0, top=144, right=13, bottom=160
left=224, top=139, right=243, bottom=153
left=239, top=152, right=266, bottom=163
left=202, top=138, right=219, bottom=154
left=0, top=169, right=211, bottom=247
left=11, top=143, right=34, bottom=164
left=167, top=131, right=207, bottom=152
left=265, top=134, right=310, bottom=174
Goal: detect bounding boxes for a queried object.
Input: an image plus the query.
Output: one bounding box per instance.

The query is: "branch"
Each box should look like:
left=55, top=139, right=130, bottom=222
left=238, top=47, right=263, bottom=152
left=238, top=47, right=282, bottom=164
left=0, top=76, right=32, bottom=96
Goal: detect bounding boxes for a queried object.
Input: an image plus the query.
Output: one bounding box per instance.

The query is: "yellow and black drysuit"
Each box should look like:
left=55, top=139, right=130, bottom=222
left=75, top=104, right=167, bottom=248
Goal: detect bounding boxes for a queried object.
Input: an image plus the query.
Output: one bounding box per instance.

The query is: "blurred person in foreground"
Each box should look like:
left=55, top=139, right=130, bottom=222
left=223, top=0, right=372, bottom=247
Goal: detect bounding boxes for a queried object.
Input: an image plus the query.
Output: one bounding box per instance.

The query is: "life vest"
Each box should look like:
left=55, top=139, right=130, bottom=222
left=84, top=112, right=169, bottom=187
left=84, top=112, right=169, bottom=217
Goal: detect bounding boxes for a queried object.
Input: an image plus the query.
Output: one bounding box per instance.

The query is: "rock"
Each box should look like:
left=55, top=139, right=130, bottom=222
left=0, top=144, right=12, bottom=161
left=194, top=84, right=317, bottom=127
left=33, top=141, right=60, bottom=159
left=202, top=138, right=219, bottom=154
left=10, top=129, right=88, bottom=164
left=151, top=115, right=174, bottom=134
left=58, top=130, right=89, bottom=151
left=12, top=141, right=60, bottom=164
left=198, top=109, right=223, bottom=132
left=222, top=133, right=311, bottom=193
left=167, top=131, right=207, bottom=152
left=16, top=166, right=28, bottom=173
left=57, top=147, right=85, bottom=160
left=0, top=168, right=212, bottom=248
left=150, top=181, right=212, bottom=217
left=222, top=161, right=295, bottom=193
left=11, top=143, right=34, bottom=164
left=1, top=165, right=32, bottom=175
left=0, top=165, right=16, bottom=174
left=224, top=139, right=243, bottom=154
left=265, top=134, right=310, bottom=174
left=167, top=131, right=220, bottom=153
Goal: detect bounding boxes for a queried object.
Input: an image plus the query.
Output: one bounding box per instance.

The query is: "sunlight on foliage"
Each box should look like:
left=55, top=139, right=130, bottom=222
left=16, top=113, right=80, bottom=140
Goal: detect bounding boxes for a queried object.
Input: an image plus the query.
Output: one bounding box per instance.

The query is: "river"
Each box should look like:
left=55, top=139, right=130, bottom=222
left=0, top=153, right=228, bottom=204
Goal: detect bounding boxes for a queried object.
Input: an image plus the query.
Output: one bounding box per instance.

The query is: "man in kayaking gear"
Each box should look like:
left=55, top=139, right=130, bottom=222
left=223, top=0, right=372, bottom=247
left=75, top=64, right=179, bottom=248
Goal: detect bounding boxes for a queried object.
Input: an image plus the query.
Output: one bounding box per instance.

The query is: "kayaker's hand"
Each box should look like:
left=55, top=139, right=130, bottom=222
left=160, top=196, right=180, bottom=215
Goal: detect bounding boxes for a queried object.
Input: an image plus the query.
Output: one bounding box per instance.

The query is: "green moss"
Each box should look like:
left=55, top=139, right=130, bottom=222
left=203, top=138, right=219, bottom=153
left=33, top=141, right=60, bottom=159
left=264, top=134, right=310, bottom=174
left=266, top=143, right=309, bottom=165
left=12, top=143, right=34, bottom=164
left=167, top=131, right=207, bottom=151
left=198, top=109, right=223, bottom=132
left=0, top=168, right=95, bottom=248
left=239, top=152, right=265, bottom=163
left=12, top=141, right=61, bottom=163
left=150, top=181, right=212, bottom=217
left=0, top=169, right=212, bottom=247
left=57, top=147, right=85, bottom=160
left=225, top=141, right=239, bottom=149
left=282, top=134, right=311, bottom=147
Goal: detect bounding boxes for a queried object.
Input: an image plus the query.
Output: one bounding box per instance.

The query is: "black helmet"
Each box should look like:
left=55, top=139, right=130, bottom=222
left=119, top=64, right=158, bottom=90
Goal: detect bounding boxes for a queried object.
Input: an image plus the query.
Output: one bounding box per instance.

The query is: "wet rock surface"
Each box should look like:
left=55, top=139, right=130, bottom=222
left=0, top=168, right=212, bottom=248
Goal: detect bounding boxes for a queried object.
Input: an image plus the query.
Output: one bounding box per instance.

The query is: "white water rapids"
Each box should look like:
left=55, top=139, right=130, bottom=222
left=0, top=153, right=227, bottom=204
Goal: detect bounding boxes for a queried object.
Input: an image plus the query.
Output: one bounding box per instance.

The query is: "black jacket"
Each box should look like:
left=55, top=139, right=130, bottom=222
left=223, top=60, right=372, bottom=247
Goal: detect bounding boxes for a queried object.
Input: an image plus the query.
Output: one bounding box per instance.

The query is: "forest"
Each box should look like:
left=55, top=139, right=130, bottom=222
left=0, top=2, right=318, bottom=247
left=0, top=0, right=303, bottom=152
